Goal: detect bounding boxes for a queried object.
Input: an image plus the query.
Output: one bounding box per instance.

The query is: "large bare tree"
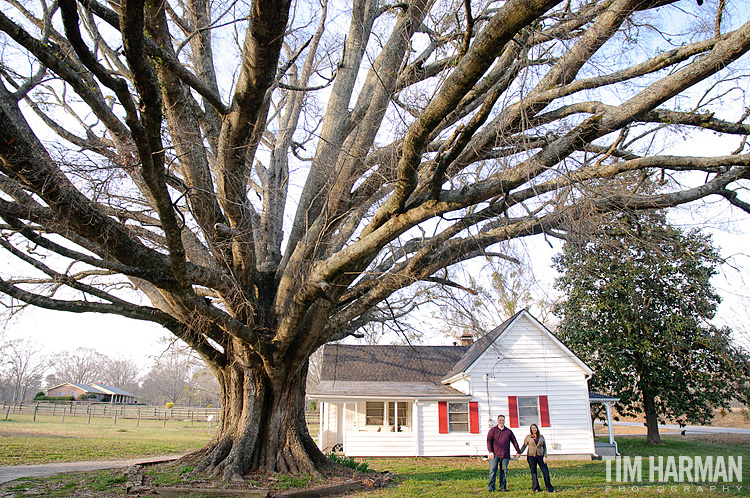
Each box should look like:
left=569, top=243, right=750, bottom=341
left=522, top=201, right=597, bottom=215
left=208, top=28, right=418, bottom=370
left=51, top=347, right=106, bottom=385
left=1, top=0, right=749, bottom=479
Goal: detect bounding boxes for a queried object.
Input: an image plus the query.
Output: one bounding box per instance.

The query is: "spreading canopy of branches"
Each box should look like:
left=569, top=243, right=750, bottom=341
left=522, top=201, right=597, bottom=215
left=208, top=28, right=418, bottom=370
left=1, top=0, right=750, bottom=373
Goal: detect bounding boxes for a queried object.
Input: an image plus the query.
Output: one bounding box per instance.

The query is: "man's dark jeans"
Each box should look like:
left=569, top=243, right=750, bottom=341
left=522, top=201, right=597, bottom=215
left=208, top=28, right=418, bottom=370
left=488, top=456, right=509, bottom=491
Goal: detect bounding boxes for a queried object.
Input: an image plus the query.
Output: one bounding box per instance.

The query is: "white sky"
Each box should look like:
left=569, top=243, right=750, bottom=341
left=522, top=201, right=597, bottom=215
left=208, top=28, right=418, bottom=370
left=0, top=307, right=166, bottom=370
left=1, top=0, right=749, bottom=370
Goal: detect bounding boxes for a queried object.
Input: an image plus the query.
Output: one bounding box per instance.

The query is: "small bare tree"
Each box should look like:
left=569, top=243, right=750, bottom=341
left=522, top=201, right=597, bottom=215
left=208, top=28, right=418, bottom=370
left=0, top=339, right=47, bottom=402
left=140, top=346, right=196, bottom=405
left=102, top=357, right=141, bottom=393
left=52, top=347, right=106, bottom=385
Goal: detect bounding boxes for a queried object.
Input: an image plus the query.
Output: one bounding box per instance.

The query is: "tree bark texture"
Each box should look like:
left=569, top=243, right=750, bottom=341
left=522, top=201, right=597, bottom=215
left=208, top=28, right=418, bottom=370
left=190, top=351, right=326, bottom=478
left=642, top=389, right=663, bottom=445
left=1, top=0, right=750, bottom=479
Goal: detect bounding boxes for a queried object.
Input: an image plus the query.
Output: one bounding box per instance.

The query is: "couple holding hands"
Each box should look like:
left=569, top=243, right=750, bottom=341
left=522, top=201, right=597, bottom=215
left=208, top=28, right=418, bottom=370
left=486, top=414, right=555, bottom=493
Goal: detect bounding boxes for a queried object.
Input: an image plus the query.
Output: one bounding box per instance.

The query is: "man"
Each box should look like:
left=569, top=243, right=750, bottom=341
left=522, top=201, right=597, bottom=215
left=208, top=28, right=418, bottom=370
left=487, top=414, right=521, bottom=492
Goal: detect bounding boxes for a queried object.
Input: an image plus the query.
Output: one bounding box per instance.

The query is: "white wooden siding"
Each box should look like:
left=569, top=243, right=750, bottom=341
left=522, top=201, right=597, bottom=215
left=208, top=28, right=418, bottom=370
left=448, top=378, right=471, bottom=395
left=418, top=401, right=487, bottom=456
left=316, top=312, right=595, bottom=457
left=343, top=432, right=418, bottom=457
left=455, top=313, right=595, bottom=455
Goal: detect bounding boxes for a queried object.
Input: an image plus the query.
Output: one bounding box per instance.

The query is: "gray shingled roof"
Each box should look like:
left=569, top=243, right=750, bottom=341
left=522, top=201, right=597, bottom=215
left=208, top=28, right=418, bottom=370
left=310, top=381, right=469, bottom=398
left=48, top=382, right=106, bottom=394
left=92, top=384, right=136, bottom=397
left=319, top=344, right=469, bottom=383
left=589, top=392, right=620, bottom=402
left=48, top=382, right=135, bottom=397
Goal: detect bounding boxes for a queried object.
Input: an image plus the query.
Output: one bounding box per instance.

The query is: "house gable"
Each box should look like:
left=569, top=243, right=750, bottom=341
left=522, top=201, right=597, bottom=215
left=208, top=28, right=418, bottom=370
left=442, top=310, right=592, bottom=383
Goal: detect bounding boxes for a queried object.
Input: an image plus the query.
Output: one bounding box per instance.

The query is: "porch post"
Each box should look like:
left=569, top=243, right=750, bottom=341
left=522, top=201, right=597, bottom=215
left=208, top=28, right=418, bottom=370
left=413, top=399, right=419, bottom=457
left=605, top=402, right=615, bottom=445
left=344, top=402, right=353, bottom=455
left=317, top=401, right=323, bottom=449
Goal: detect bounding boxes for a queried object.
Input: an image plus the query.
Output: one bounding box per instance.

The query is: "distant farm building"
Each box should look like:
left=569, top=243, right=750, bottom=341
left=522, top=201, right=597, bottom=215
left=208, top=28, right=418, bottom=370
left=47, top=382, right=136, bottom=403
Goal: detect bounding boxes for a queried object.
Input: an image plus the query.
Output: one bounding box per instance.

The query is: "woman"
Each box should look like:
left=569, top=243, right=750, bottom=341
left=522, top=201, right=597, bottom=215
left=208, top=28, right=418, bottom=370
left=518, top=423, right=555, bottom=492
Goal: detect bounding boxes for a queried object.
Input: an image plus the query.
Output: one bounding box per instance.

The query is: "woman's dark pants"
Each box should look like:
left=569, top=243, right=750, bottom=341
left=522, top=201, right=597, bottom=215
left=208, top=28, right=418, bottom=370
left=527, top=455, right=554, bottom=492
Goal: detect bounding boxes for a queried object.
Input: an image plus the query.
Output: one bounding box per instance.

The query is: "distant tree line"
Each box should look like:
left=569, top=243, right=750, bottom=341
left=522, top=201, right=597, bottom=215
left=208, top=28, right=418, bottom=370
left=0, top=337, right=219, bottom=405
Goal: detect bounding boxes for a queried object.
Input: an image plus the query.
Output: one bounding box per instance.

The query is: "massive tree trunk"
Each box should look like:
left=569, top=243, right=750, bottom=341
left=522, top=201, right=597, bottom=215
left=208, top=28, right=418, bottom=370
left=189, top=344, right=327, bottom=480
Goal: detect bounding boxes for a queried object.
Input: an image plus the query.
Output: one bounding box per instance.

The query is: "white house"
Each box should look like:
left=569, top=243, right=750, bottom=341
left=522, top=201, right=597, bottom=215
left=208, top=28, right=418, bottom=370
left=309, top=310, right=603, bottom=459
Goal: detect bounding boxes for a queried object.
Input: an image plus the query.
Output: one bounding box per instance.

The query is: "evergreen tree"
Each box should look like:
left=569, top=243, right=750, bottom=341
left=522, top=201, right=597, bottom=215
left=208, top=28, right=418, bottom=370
left=553, top=213, right=750, bottom=444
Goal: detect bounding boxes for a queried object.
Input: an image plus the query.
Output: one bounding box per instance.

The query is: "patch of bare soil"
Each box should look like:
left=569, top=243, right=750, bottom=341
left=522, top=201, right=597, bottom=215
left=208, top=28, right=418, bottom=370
left=0, top=428, right=77, bottom=439
left=130, top=460, right=391, bottom=497
left=0, top=462, right=390, bottom=498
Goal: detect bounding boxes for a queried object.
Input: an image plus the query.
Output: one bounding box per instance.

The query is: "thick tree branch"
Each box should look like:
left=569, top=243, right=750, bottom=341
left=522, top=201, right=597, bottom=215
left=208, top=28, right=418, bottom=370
left=77, top=0, right=230, bottom=115
left=365, top=0, right=564, bottom=233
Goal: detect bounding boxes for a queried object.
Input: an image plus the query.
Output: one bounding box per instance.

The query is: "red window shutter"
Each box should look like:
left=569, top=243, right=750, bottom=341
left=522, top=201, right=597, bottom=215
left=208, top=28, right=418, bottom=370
left=508, top=396, right=518, bottom=428
left=539, top=395, right=550, bottom=427
left=469, top=402, right=479, bottom=434
left=438, top=401, right=448, bottom=433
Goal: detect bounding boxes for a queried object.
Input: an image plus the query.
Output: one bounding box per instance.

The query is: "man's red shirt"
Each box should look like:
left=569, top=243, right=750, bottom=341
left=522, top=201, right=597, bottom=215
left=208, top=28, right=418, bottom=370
left=486, top=425, right=521, bottom=459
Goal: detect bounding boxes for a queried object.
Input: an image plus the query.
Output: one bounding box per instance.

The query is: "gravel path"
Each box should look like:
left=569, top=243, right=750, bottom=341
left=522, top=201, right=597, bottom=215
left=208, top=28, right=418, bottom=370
left=0, top=454, right=181, bottom=485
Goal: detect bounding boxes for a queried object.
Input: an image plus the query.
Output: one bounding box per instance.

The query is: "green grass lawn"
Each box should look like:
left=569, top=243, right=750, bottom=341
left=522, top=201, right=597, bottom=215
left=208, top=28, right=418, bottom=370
left=346, top=435, right=750, bottom=497
left=2, top=417, right=750, bottom=497
left=0, top=413, right=213, bottom=466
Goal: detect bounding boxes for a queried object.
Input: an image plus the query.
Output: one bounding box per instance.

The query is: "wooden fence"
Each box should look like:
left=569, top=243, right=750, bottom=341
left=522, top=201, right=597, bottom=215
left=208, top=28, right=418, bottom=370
left=2, top=401, right=219, bottom=425
left=2, top=401, right=321, bottom=426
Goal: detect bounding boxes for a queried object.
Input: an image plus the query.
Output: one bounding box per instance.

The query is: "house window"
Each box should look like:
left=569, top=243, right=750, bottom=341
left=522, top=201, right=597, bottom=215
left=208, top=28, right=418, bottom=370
left=448, top=402, right=469, bottom=432
left=388, top=402, right=408, bottom=431
left=365, top=401, right=410, bottom=431
left=365, top=402, right=384, bottom=426
left=517, top=396, right=540, bottom=427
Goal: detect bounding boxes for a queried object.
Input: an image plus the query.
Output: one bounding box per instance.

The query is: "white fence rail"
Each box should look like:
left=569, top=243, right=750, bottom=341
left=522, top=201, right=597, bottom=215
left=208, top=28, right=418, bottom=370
left=2, top=401, right=219, bottom=423
left=2, top=401, right=321, bottom=427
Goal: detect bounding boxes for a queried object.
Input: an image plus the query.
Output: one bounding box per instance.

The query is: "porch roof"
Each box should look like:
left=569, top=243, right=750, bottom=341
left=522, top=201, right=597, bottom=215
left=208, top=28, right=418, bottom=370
left=309, top=380, right=470, bottom=400
left=589, top=392, right=620, bottom=403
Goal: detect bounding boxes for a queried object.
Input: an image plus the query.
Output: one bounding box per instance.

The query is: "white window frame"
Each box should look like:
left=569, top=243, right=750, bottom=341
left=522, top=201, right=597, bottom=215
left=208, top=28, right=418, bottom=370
left=517, top=396, right=540, bottom=427
left=365, top=401, right=384, bottom=427
left=448, top=402, right=470, bottom=433
left=364, top=401, right=411, bottom=432
left=387, top=402, right=409, bottom=432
